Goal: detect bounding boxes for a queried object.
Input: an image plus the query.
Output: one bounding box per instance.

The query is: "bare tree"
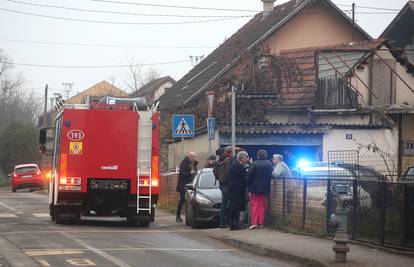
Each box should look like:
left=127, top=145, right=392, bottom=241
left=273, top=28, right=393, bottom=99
left=123, top=55, right=161, bottom=93
left=0, top=49, right=41, bottom=176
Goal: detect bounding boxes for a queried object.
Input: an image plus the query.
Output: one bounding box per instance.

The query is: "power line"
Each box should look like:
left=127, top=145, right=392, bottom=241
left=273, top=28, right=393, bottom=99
left=0, top=7, right=245, bottom=25
left=3, top=0, right=252, bottom=18
left=335, top=3, right=401, bottom=12
left=0, top=38, right=216, bottom=49
left=7, top=59, right=191, bottom=68
left=89, top=0, right=260, bottom=12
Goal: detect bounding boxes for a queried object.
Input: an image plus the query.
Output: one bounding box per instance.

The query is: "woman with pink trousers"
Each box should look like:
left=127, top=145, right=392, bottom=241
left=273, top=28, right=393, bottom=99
left=247, top=150, right=273, bottom=229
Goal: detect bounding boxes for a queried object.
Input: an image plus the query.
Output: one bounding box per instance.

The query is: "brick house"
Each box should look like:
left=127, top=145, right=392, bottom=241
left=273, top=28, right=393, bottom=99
left=158, top=0, right=414, bottom=175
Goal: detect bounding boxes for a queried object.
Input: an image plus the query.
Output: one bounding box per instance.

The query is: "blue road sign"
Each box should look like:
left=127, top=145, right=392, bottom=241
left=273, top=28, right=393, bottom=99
left=207, top=117, right=215, bottom=140
left=172, top=115, right=195, bottom=138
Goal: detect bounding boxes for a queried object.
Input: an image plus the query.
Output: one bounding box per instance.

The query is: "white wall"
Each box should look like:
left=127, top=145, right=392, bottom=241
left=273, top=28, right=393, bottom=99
left=322, top=128, right=398, bottom=169
left=154, top=82, right=174, bottom=102
left=168, top=131, right=219, bottom=170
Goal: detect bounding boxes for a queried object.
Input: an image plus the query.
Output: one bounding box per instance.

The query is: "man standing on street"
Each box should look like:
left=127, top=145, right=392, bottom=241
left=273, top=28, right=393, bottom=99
left=213, top=146, right=233, bottom=228
left=247, top=150, right=273, bottom=229
left=228, top=151, right=249, bottom=230
left=176, top=152, right=198, bottom=223
left=272, top=154, right=294, bottom=214
left=272, top=154, right=292, bottom=179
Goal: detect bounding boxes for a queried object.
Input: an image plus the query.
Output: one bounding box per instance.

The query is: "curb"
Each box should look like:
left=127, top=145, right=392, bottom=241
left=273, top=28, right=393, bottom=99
left=0, top=236, right=39, bottom=267
left=211, top=236, right=327, bottom=267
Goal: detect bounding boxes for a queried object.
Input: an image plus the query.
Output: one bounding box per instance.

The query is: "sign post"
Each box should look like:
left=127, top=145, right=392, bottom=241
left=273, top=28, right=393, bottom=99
left=206, top=91, right=215, bottom=156
left=172, top=115, right=195, bottom=166
left=231, top=86, right=236, bottom=157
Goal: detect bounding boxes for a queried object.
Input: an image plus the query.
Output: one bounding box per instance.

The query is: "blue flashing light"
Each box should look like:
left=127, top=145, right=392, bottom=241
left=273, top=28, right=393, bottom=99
left=297, top=158, right=311, bottom=169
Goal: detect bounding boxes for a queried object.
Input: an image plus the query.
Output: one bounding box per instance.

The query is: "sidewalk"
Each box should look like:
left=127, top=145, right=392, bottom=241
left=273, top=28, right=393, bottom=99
left=201, top=227, right=414, bottom=267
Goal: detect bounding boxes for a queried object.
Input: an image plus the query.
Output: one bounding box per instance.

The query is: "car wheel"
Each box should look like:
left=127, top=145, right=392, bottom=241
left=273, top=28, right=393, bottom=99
left=189, top=206, right=200, bottom=228
left=139, top=220, right=150, bottom=227
left=12, top=187, right=16, bottom=192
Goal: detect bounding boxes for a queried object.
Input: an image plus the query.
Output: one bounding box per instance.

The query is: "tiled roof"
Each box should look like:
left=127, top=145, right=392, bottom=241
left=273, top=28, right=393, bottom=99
left=66, top=81, right=127, bottom=104
left=219, top=120, right=384, bottom=134
left=130, top=76, right=175, bottom=98
left=381, top=1, right=414, bottom=38
left=159, top=0, right=371, bottom=110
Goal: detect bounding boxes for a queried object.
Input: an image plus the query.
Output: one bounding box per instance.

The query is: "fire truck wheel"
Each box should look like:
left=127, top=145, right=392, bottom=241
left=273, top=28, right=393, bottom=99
left=12, top=187, right=16, bottom=192
left=127, top=218, right=138, bottom=226
left=139, top=220, right=150, bottom=227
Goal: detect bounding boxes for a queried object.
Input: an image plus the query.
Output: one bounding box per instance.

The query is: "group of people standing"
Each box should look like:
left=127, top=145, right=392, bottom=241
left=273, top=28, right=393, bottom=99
left=175, top=147, right=292, bottom=231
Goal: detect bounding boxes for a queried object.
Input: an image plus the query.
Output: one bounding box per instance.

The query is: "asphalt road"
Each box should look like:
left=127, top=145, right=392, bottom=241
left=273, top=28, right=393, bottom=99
left=0, top=187, right=301, bottom=267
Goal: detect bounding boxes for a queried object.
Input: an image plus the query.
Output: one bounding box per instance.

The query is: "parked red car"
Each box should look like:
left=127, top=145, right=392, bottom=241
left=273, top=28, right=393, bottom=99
left=11, top=164, right=44, bottom=192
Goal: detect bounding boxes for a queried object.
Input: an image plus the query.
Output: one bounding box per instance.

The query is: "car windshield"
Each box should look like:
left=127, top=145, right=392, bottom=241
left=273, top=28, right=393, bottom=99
left=406, top=167, right=414, bottom=176
left=197, top=172, right=218, bottom=189
left=15, top=167, right=37, bottom=173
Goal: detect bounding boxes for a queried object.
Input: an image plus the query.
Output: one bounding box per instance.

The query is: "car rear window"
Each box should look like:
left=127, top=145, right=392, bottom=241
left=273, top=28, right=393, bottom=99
left=15, top=167, right=38, bottom=173
left=197, top=172, right=219, bottom=189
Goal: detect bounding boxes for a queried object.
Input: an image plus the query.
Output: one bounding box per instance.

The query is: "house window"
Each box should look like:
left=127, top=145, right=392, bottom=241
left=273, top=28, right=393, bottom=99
left=403, top=140, right=414, bottom=155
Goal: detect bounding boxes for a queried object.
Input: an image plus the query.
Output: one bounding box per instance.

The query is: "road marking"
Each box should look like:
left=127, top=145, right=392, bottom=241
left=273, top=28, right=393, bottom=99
left=0, top=201, right=20, bottom=213
left=25, top=250, right=84, bottom=257
left=32, top=213, right=50, bottom=217
left=67, top=259, right=96, bottom=266
left=37, top=260, right=51, bottom=266
left=60, top=232, right=131, bottom=267
left=23, top=248, right=237, bottom=252
left=0, top=213, right=17, bottom=218
left=4, top=229, right=195, bottom=235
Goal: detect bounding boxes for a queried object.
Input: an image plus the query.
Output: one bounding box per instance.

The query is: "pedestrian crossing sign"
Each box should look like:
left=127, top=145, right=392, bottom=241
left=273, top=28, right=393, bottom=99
left=172, top=115, right=195, bottom=138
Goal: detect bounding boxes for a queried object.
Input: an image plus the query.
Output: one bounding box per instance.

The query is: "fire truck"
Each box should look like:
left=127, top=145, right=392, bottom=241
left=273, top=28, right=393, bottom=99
left=39, top=98, right=159, bottom=226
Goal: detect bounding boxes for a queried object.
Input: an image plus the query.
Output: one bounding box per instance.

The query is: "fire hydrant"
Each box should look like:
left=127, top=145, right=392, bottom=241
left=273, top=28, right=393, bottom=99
left=329, top=183, right=351, bottom=263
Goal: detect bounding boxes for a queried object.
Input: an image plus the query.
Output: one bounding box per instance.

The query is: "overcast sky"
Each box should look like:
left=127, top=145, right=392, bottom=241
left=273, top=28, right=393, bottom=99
left=0, top=0, right=408, bottom=98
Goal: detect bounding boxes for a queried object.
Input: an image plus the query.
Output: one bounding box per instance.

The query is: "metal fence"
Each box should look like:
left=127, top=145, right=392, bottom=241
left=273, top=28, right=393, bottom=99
left=269, top=177, right=414, bottom=249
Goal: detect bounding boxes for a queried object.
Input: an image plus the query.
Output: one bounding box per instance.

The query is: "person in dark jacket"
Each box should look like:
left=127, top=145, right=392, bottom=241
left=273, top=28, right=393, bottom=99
left=228, top=151, right=249, bottom=230
left=247, top=150, right=273, bottom=229
left=176, top=152, right=198, bottom=223
left=204, top=155, right=217, bottom=168
left=214, top=146, right=233, bottom=228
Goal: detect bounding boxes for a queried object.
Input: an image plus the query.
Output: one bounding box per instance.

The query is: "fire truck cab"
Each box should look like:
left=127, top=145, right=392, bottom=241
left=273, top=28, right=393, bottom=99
left=42, top=98, right=159, bottom=226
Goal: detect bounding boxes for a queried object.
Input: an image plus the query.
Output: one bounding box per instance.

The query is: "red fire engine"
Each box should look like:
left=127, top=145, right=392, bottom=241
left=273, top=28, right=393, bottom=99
left=40, top=98, right=159, bottom=226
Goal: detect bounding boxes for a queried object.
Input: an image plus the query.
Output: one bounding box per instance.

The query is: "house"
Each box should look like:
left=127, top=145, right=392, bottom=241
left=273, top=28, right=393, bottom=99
left=130, top=76, right=175, bottom=105
left=381, top=1, right=414, bottom=65
left=159, top=0, right=414, bottom=175
left=380, top=1, right=414, bottom=175
left=65, top=80, right=128, bottom=104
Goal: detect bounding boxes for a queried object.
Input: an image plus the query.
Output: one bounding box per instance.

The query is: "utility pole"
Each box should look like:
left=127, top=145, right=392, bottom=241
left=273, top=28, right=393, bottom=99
left=231, top=85, right=236, bottom=157
left=62, top=82, right=74, bottom=99
left=43, top=84, right=48, bottom=128
left=352, top=3, right=355, bottom=41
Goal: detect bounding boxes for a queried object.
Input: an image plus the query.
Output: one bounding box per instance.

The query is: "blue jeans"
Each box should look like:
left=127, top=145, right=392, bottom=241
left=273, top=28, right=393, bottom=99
left=219, top=184, right=229, bottom=226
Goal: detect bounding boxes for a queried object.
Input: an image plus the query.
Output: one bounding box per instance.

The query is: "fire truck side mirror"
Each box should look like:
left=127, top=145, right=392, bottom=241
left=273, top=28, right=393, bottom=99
left=39, top=128, right=47, bottom=145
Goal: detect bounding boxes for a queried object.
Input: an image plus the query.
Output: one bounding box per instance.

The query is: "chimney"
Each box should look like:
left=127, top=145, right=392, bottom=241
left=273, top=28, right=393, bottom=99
left=262, top=0, right=275, bottom=19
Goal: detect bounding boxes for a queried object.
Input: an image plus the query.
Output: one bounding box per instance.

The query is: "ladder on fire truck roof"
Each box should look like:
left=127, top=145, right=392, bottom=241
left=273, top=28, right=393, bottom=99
left=137, top=110, right=153, bottom=214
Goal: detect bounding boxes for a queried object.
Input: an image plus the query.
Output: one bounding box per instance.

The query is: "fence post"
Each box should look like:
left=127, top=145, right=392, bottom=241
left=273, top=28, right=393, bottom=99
left=379, top=182, right=387, bottom=245
left=352, top=179, right=358, bottom=239
left=402, top=183, right=407, bottom=247
left=326, top=179, right=332, bottom=233
left=282, top=177, right=286, bottom=225
left=302, top=178, right=307, bottom=230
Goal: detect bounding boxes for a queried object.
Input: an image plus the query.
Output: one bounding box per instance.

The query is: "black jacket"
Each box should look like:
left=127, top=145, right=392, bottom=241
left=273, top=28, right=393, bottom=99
left=176, top=157, right=198, bottom=192
left=228, top=160, right=247, bottom=211
left=247, top=159, right=273, bottom=195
